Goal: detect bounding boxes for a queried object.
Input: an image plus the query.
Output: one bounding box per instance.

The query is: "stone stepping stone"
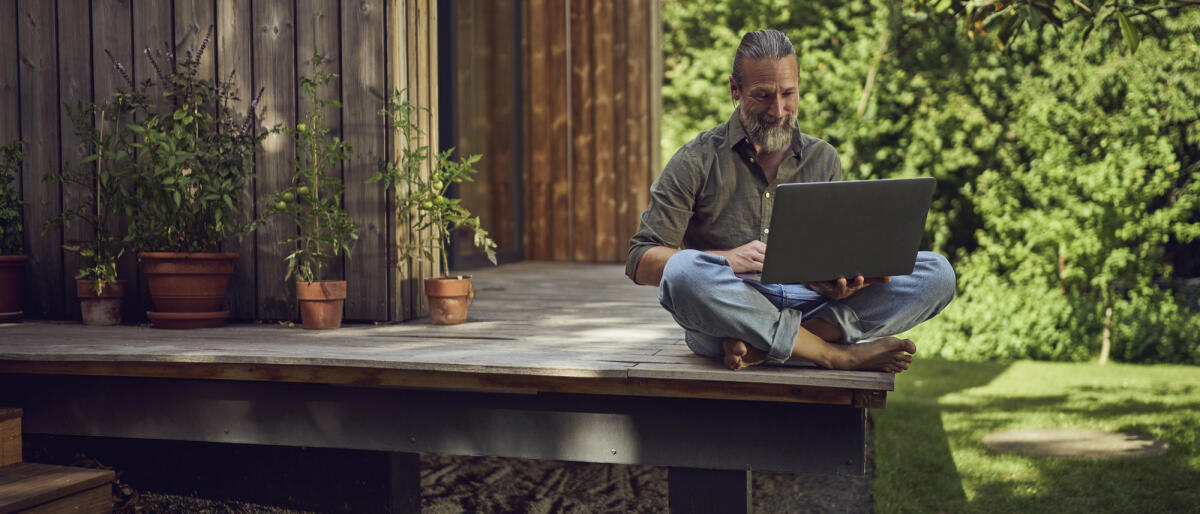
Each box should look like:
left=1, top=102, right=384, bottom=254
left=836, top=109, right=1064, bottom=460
left=983, top=428, right=1168, bottom=459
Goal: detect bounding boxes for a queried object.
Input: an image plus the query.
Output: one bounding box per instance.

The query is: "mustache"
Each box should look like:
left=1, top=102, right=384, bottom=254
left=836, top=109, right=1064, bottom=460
left=759, top=113, right=785, bottom=125
left=741, top=106, right=796, bottom=152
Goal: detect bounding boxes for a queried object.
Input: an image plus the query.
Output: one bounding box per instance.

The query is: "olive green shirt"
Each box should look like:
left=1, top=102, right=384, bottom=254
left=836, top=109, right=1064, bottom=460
left=625, top=110, right=843, bottom=282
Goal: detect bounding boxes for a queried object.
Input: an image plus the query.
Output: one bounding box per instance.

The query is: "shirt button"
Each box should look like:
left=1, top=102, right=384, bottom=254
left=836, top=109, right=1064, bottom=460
left=764, top=228, right=770, bottom=234
left=765, top=192, right=770, bottom=198
left=749, top=158, right=756, bottom=163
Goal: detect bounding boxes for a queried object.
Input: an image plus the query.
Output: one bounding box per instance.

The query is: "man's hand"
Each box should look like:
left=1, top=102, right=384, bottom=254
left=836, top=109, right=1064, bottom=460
left=708, top=240, right=767, bottom=273
left=806, top=275, right=891, bottom=301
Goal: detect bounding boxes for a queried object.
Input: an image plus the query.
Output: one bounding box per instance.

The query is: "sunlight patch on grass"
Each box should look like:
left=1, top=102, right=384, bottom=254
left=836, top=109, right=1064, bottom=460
left=873, top=360, right=1200, bottom=513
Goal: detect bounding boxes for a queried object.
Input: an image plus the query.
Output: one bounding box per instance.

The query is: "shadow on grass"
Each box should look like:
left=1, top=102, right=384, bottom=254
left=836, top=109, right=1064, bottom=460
left=875, top=361, right=1200, bottom=513
left=871, top=360, right=1010, bottom=513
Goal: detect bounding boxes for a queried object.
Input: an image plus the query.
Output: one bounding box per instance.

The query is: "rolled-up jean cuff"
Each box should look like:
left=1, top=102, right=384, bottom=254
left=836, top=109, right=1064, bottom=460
left=810, top=304, right=862, bottom=344
left=767, top=308, right=804, bottom=361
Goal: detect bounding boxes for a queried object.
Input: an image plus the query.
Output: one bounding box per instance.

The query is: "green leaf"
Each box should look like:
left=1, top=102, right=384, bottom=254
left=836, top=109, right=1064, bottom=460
left=1117, top=11, right=1140, bottom=54
left=172, top=191, right=181, bottom=206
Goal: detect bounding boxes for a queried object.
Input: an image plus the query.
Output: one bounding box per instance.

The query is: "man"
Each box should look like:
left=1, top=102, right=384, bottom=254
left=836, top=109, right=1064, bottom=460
left=626, top=29, right=956, bottom=373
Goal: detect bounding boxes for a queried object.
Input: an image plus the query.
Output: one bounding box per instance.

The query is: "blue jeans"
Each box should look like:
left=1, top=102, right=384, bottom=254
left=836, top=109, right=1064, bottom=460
left=658, top=249, right=956, bottom=362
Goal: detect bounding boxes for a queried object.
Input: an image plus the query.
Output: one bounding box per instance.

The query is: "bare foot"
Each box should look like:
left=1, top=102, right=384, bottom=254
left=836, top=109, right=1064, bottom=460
left=722, top=338, right=768, bottom=370
left=827, top=337, right=917, bottom=373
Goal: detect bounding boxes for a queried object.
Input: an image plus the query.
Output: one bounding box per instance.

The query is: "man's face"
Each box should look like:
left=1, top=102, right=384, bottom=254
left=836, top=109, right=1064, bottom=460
left=731, top=56, right=799, bottom=153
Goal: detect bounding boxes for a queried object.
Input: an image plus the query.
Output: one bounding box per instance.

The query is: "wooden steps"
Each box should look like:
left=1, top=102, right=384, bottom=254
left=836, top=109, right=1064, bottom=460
left=0, top=409, right=19, bottom=468
left=0, top=408, right=113, bottom=514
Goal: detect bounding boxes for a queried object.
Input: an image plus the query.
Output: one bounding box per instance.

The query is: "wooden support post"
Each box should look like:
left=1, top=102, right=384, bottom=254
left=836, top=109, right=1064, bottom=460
left=387, top=451, right=421, bottom=513
left=668, top=466, right=752, bottom=514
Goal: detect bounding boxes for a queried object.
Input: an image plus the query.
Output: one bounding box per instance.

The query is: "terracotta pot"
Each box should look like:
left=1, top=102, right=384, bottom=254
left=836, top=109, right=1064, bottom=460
left=425, top=276, right=472, bottom=325
left=0, top=255, right=28, bottom=322
left=139, top=252, right=237, bottom=311
left=76, top=279, right=127, bottom=326
left=139, top=252, right=237, bottom=329
left=296, top=280, right=346, bottom=330
left=145, top=310, right=230, bottom=329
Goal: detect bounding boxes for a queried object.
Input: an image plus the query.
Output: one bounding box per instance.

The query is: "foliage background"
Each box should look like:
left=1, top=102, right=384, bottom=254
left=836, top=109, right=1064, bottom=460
left=661, top=0, right=1200, bottom=363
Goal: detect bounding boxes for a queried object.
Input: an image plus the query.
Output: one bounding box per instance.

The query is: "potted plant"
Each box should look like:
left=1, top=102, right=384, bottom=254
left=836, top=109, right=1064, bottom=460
left=375, top=90, right=497, bottom=325
left=0, top=140, right=25, bottom=322
left=42, top=95, right=142, bottom=325
left=114, top=27, right=271, bottom=328
left=268, top=53, right=357, bottom=330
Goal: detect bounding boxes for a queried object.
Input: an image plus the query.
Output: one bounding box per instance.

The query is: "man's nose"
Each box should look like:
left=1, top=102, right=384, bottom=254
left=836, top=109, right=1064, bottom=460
left=768, top=95, right=785, bottom=118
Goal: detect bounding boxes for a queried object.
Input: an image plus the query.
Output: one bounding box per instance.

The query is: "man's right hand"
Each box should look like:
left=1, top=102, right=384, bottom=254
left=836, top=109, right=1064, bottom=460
left=708, top=240, right=766, bottom=273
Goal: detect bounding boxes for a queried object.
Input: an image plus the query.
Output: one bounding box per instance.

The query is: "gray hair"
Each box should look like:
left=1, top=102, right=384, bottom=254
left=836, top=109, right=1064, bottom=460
left=731, top=29, right=796, bottom=89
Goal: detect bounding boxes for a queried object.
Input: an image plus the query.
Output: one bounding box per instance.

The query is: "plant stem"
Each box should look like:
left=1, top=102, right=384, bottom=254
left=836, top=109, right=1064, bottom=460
left=96, top=106, right=104, bottom=225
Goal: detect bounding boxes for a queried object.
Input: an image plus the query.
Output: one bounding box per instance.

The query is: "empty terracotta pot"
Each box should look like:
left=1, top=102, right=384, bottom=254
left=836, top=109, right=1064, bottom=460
left=425, top=276, right=472, bottom=325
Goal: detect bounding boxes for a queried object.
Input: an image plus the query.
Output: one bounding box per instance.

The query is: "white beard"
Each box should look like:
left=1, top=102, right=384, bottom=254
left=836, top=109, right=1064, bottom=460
left=740, top=105, right=796, bottom=152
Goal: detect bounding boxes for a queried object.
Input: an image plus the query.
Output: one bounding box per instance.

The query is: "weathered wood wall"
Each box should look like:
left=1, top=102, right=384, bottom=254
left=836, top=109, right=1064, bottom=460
left=472, top=0, right=661, bottom=263
left=379, top=0, right=666, bottom=267
left=2, top=0, right=437, bottom=322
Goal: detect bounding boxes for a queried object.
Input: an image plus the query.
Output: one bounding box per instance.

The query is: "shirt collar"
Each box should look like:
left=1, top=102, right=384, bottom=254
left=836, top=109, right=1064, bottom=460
left=722, top=107, right=807, bottom=160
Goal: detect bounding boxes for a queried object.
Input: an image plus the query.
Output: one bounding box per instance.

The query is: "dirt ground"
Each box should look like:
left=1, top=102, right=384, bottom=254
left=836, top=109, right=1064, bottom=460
left=131, top=440, right=872, bottom=513
left=29, top=430, right=871, bottom=513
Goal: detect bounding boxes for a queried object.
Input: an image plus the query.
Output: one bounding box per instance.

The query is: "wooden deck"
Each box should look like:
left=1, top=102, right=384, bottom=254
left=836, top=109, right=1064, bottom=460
left=1, top=262, right=893, bottom=511
left=0, top=262, right=892, bottom=407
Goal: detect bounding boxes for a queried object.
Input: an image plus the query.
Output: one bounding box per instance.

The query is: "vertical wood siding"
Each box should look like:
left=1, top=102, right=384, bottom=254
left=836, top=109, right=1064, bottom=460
left=518, top=0, right=663, bottom=263
left=2, top=0, right=438, bottom=322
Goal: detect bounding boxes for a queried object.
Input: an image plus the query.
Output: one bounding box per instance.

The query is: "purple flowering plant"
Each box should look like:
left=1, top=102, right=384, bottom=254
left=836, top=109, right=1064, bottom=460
left=112, top=26, right=276, bottom=253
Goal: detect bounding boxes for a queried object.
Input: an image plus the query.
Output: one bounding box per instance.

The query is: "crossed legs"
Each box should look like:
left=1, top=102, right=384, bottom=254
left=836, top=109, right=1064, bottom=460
left=721, top=319, right=917, bottom=373
left=658, top=249, right=954, bottom=373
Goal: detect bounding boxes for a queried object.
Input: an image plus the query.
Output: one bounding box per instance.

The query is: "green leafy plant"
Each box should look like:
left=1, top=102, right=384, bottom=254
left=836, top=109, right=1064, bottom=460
left=268, top=53, right=358, bottom=283
left=665, top=1, right=1200, bottom=363
left=374, top=90, right=497, bottom=278
left=118, top=26, right=272, bottom=253
left=0, top=140, right=22, bottom=255
left=43, top=95, right=144, bottom=293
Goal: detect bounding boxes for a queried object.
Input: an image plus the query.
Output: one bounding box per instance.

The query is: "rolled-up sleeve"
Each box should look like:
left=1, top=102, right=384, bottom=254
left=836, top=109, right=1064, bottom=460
left=625, top=151, right=702, bottom=282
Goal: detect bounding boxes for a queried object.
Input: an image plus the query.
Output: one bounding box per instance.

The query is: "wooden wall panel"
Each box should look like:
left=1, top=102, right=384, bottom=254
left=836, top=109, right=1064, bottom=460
left=524, top=0, right=550, bottom=260
left=92, top=0, right=137, bottom=321
left=2, top=0, right=441, bottom=322
left=342, top=0, right=388, bottom=320
left=590, top=0, right=616, bottom=262
left=387, top=0, right=410, bottom=321
left=175, top=0, right=216, bottom=84
left=548, top=0, right=569, bottom=262
left=217, top=0, right=256, bottom=321
left=569, top=0, right=595, bottom=262
left=484, top=0, right=518, bottom=255
left=253, top=0, right=297, bottom=321
left=133, top=0, right=172, bottom=109
left=17, top=0, right=63, bottom=318
left=297, top=0, right=343, bottom=283
left=611, top=0, right=630, bottom=264
left=132, top=0, right=172, bottom=319
left=624, top=0, right=650, bottom=252
left=0, top=1, right=18, bottom=148
left=648, top=0, right=663, bottom=180
left=517, top=0, right=662, bottom=264
left=57, top=0, right=94, bottom=320
left=416, top=0, right=437, bottom=315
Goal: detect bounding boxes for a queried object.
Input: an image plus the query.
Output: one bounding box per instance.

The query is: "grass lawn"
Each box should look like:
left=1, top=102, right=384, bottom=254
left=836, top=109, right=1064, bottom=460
left=871, top=359, right=1200, bottom=513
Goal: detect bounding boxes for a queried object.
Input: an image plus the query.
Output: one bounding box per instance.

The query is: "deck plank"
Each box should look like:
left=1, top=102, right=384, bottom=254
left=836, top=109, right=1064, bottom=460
left=0, top=263, right=894, bottom=401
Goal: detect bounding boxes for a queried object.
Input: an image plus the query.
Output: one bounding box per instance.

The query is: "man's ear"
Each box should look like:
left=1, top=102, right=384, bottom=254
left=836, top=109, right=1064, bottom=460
left=729, top=75, right=740, bottom=101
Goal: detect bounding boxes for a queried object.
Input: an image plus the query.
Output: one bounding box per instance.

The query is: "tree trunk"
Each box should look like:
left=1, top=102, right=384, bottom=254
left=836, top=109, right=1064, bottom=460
left=1099, top=305, right=1113, bottom=364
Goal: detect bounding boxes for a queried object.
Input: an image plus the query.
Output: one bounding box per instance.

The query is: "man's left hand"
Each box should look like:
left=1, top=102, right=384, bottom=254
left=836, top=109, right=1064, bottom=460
left=806, top=275, right=891, bottom=301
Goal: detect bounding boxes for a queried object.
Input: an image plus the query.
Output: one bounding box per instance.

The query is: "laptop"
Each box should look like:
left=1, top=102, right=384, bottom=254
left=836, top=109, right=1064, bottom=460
left=737, top=177, right=935, bottom=284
